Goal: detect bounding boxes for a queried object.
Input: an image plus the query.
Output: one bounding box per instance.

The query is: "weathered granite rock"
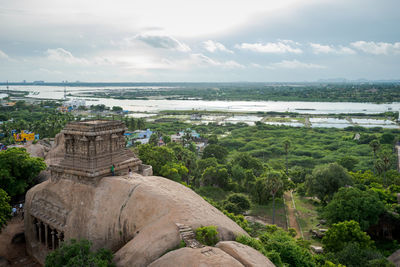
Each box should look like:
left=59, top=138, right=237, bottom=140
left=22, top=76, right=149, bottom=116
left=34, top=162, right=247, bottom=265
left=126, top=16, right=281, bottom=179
left=216, top=241, right=276, bottom=267
left=25, top=174, right=247, bottom=266
left=388, top=249, right=400, bottom=267
left=24, top=120, right=274, bottom=267
left=148, top=246, right=244, bottom=267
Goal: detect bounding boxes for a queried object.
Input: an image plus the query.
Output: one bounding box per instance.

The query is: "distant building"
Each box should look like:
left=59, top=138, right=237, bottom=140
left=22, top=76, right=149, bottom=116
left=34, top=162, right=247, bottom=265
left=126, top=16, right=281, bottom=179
left=171, top=129, right=200, bottom=143
left=190, top=114, right=202, bottom=121
left=65, top=99, right=86, bottom=108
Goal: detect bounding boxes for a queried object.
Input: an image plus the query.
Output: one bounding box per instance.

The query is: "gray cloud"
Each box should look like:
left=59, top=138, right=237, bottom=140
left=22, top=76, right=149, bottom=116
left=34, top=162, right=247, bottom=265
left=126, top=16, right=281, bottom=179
left=134, top=34, right=191, bottom=52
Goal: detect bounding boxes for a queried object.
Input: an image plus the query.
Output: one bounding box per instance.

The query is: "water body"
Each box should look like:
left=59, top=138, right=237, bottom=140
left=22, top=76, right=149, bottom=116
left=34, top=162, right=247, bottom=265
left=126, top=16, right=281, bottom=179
left=6, top=85, right=400, bottom=115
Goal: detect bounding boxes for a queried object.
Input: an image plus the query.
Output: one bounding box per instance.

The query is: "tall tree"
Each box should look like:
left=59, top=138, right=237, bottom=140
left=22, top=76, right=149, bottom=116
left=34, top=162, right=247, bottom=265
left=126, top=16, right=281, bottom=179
left=0, top=148, right=47, bottom=197
left=0, top=189, right=11, bottom=231
left=322, top=187, right=384, bottom=231
left=305, top=163, right=352, bottom=204
left=265, top=171, right=284, bottom=224
left=283, top=139, right=291, bottom=175
left=369, top=139, right=380, bottom=175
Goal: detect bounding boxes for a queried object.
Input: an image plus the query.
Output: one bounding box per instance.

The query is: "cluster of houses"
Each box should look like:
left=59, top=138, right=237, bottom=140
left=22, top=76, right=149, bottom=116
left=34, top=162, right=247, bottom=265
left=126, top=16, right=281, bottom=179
left=58, top=99, right=86, bottom=112
left=125, top=128, right=207, bottom=152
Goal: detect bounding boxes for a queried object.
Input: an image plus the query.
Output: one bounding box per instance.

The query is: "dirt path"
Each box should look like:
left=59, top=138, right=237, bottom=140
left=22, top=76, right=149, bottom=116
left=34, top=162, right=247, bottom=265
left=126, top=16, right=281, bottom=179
left=0, top=217, right=40, bottom=267
left=284, top=191, right=301, bottom=238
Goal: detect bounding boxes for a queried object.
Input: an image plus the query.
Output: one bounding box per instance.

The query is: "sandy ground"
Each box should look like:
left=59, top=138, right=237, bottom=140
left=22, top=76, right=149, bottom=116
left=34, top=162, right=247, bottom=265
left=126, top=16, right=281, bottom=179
left=0, top=216, right=40, bottom=267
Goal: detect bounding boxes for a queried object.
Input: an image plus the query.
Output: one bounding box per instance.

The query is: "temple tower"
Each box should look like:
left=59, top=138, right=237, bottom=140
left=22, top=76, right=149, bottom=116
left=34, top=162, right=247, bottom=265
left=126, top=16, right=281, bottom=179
left=49, top=120, right=143, bottom=183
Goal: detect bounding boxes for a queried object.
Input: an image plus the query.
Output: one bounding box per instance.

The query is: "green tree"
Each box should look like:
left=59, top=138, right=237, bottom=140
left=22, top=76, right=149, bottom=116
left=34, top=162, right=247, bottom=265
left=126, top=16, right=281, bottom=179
left=232, top=153, right=264, bottom=176
left=329, top=242, right=392, bottom=267
left=162, top=135, right=171, bottom=144
left=223, top=193, right=251, bottom=214
left=0, top=148, right=47, bottom=197
left=289, top=166, right=307, bottom=184
left=283, top=139, right=291, bottom=175
left=45, top=239, right=114, bottom=267
left=111, top=106, right=123, bottom=112
left=337, top=156, right=359, bottom=172
left=0, top=188, right=11, bottom=231
left=159, top=162, right=188, bottom=182
left=202, top=144, right=228, bottom=164
left=305, top=163, right=352, bottom=204
left=137, top=145, right=176, bottom=175
left=149, top=133, right=159, bottom=146
left=322, top=220, right=374, bottom=253
left=369, top=140, right=380, bottom=175
left=265, top=171, right=284, bottom=224
left=207, top=134, right=218, bottom=145
left=201, top=166, right=229, bottom=189
left=323, top=187, right=385, bottom=230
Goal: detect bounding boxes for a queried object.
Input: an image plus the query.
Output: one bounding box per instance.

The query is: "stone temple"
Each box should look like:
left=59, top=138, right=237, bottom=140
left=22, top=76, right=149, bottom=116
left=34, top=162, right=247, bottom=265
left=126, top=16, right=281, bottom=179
left=50, top=120, right=148, bottom=183
left=24, top=120, right=274, bottom=266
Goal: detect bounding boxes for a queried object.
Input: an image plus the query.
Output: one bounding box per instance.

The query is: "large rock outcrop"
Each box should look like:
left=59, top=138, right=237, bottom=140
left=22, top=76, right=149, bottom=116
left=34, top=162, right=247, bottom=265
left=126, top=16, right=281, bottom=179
left=389, top=249, right=400, bottom=267
left=149, top=241, right=275, bottom=267
left=25, top=174, right=248, bottom=266
left=24, top=120, right=274, bottom=266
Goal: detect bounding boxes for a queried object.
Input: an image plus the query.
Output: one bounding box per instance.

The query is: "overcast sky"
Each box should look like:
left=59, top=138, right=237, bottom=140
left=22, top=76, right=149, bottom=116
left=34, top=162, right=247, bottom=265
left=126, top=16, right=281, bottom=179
left=0, top=0, right=399, bottom=82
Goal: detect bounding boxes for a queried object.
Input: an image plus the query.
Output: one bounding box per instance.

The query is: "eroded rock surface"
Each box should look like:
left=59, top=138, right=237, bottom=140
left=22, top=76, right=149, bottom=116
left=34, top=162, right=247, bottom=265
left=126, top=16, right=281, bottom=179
left=149, top=241, right=276, bottom=267
left=25, top=174, right=247, bottom=266
left=216, top=241, right=275, bottom=267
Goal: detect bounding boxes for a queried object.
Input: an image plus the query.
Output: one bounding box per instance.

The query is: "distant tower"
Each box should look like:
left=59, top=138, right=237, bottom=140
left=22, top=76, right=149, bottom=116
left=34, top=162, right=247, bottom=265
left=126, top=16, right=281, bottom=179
left=64, top=86, right=67, bottom=101
left=6, top=80, right=9, bottom=94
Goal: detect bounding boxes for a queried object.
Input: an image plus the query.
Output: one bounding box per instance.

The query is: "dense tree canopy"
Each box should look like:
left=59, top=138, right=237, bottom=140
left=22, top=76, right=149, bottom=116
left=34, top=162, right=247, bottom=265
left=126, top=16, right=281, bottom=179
left=0, top=188, right=11, bottom=231
left=322, top=221, right=374, bottom=253
left=323, top=187, right=385, bottom=230
left=202, top=144, right=228, bottom=164
left=305, top=163, right=352, bottom=203
left=0, top=148, right=46, bottom=197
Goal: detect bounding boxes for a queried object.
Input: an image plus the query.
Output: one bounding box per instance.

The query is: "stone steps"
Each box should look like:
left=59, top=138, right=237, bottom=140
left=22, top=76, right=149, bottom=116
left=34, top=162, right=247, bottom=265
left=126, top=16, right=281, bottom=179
left=176, top=223, right=204, bottom=249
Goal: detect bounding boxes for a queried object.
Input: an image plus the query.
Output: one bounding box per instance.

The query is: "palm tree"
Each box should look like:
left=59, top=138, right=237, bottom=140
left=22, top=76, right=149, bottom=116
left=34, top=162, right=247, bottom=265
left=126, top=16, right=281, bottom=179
left=369, top=140, right=380, bottom=174
left=265, top=172, right=284, bottom=225
left=283, top=139, right=291, bottom=175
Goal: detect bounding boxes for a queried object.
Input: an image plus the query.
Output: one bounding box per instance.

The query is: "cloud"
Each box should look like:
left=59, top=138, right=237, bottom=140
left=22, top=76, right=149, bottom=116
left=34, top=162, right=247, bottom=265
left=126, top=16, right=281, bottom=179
left=270, top=60, right=326, bottom=69
left=235, top=41, right=302, bottom=54
left=350, top=41, right=400, bottom=55
left=190, top=53, right=244, bottom=68
left=0, top=49, right=9, bottom=59
left=46, top=48, right=88, bottom=64
left=203, top=40, right=233, bottom=53
left=310, top=43, right=355, bottom=54
left=135, top=34, right=191, bottom=52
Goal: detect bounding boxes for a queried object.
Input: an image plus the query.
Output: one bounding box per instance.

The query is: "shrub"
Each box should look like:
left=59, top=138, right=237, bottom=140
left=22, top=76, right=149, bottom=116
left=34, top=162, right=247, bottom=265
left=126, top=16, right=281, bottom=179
left=223, top=193, right=251, bottom=214
left=45, top=239, right=114, bottom=267
left=195, top=226, right=219, bottom=246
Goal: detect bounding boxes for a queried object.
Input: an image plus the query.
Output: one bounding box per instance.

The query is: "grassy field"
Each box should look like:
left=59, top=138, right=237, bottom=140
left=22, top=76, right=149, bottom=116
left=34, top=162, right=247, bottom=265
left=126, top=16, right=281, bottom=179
left=247, top=199, right=287, bottom=229
left=292, top=193, right=322, bottom=245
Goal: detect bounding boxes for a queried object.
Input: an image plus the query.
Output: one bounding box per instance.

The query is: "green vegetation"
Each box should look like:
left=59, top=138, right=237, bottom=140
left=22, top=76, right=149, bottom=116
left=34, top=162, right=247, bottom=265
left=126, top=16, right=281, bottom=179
left=137, top=118, right=399, bottom=266
left=80, top=82, right=400, bottom=103
left=0, top=147, right=46, bottom=197
left=305, top=163, right=353, bottom=204
left=0, top=188, right=11, bottom=231
left=323, top=188, right=385, bottom=230
left=45, top=239, right=114, bottom=267
left=0, top=100, right=75, bottom=144
left=195, top=226, right=219, bottom=246
left=237, top=225, right=316, bottom=267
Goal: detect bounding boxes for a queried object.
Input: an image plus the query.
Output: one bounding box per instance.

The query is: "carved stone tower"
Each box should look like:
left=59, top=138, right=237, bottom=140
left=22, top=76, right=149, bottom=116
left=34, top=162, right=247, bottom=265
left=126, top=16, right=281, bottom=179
left=50, top=120, right=143, bottom=183
left=25, top=120, right=150, bottom=264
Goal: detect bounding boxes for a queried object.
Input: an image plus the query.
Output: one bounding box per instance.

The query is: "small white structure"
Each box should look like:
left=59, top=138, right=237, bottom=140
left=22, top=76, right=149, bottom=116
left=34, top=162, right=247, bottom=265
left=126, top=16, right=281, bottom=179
left=65, top=99, right=86, bottom=108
